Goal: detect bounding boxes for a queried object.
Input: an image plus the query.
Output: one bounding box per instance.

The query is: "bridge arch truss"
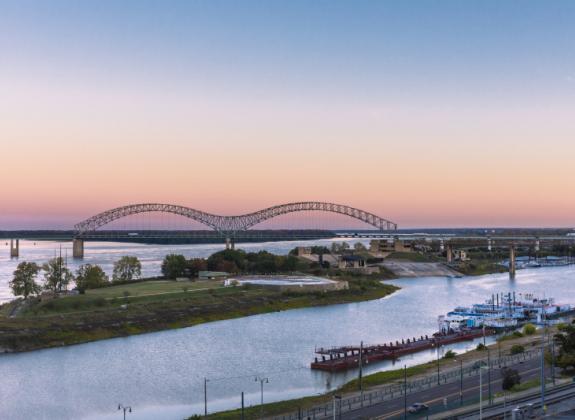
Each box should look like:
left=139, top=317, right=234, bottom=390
left=74, top=201, right=397, bottom=238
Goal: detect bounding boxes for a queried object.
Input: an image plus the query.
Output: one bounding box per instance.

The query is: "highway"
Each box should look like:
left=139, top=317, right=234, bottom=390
left=336, top=357, right=550, bottom=419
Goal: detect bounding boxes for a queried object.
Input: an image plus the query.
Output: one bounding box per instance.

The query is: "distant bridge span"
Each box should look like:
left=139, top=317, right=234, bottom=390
left=74, top=202, right=397, bottom=237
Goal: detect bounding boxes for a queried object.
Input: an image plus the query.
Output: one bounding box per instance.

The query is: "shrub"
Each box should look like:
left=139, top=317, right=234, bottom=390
left=523, top=323, right=536, bottom=336
left=513, top=331, right=524, bottom=338
left=476, top=343, right=487, bottom=351
left=510, top=344, right=525, bottom=355
left=443, top=350, right=457, bottom=359
left=501, top=367, right=521, bottom=390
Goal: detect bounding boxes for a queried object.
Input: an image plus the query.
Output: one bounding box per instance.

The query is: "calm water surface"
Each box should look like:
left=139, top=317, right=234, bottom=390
left=0, top=261, right=573, bottom=420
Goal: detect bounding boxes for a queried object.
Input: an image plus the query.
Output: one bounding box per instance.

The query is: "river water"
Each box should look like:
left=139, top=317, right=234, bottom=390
left=0, top=242, right=574, bottom=419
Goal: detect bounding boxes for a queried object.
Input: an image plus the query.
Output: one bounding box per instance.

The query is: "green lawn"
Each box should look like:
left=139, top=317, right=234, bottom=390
left=85, top=279, right=220, bottom=299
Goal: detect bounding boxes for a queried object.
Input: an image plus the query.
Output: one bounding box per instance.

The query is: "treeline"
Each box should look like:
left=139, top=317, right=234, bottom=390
left=10, top=256, right=143, bottom=299
left=161, top=249, right=309, bottom=278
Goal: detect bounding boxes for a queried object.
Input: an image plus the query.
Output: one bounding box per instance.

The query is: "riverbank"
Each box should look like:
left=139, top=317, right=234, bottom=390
left=199, top=325, right=565, bottom=419
left=0, top=274, right=398, bottom=353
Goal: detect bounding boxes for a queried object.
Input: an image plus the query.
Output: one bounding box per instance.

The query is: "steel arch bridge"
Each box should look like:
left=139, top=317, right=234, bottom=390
left=74, top=202, right=397, bottom=238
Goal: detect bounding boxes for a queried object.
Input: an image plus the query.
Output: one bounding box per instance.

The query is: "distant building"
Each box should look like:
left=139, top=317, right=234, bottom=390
left=370, top=239, right=413, bottom=254
left=296, top=246, right=312, bottom=256
left=198, top=271, right=228, bottom=280
left=338, top=255, right=366, bottom=269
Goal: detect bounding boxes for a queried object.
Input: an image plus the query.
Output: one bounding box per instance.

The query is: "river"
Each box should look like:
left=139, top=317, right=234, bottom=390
left=0, top=260, right=573, bottom=419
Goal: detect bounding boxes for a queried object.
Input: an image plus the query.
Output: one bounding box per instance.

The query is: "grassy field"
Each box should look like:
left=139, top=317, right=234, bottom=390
left=85, top=279, right=218, bottom=298
left=0, top=274, right=399, bottom=352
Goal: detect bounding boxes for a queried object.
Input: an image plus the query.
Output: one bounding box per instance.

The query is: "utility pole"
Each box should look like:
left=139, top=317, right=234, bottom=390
left=479, top=365, right=484, bottom=420
left=359, top=341, right=364, bottom=407
left=541, top=303, right=547, bottom=412
left=358, top=341, right=363, bottom=391
left=437, top=346, right=441, bottom=385
left=551, top=338, right=556, bottom=386
left=541, top=333, right=546, bottom=411
left=403, top=365, right=408, bottom=419
left=204, top=377, right=209, bottom=416
left=241, top=392, right=245, bottom=420
left=487, top=348, right=492, bottom=405
left=459, top=359, right=463, bottom=406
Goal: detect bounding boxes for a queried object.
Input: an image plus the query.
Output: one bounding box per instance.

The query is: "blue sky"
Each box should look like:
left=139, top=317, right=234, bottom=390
left=1, top=1, right=575, bottom=228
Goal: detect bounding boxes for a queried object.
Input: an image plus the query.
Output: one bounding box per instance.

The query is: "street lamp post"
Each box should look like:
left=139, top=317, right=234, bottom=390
left=118, top=404, right=132, bottom=420
left=359, top=341, right=364, bottom=407
left=436, top=346, right=441, bottom=385
left=204, top=377, right=209, bottom=416
left=255, top=376, right=269, bottom=419
left=487, top=348, right=492, bottom=405
left=403, top=365, right=408, bottom=420
left=479, top=364, right=488, bottom=420
left=458, top=359, right=463, bottom=406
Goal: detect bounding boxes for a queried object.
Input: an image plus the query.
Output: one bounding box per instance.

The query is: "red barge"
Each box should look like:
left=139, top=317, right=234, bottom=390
left=310, top=328, right=495, bottom=372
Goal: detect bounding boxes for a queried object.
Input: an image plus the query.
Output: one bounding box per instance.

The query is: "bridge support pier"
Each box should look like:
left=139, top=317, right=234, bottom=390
left=446, top=244, right=453, bottom=263
left=225, top=238, right=235, bottom=250
left=10, top=239, right=19, bottom=258
left=509, top=245, right=516, bottom=277
left=73, top=239, right=84, bottom=259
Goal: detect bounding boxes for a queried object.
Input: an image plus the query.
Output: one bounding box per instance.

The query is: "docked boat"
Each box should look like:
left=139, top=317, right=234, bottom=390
left=310, top=328, right=494, bottom=372
left=310, top=292, right=574, bottom=372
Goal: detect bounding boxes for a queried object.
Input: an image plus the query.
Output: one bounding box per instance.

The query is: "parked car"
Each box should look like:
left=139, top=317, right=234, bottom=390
left=408, top=403, right=429, bottom=414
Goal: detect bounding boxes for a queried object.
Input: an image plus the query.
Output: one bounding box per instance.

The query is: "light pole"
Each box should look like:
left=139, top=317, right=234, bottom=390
left=487, top=348, right=492, bottom=405
left=436, top=346, right=441, bottom=385
left=458, top=358, right=463, bottom=406
left=479, top=364, right=488, bottom=420
left=403, top=365, right=408, bottom=420
left=359, top=341, right=364, bottom=406
left=255, top=376, right=269, bottom=419
left=118, top=404, right=132, bottom=420
left=333, top=395, right=342, bottom=420
left=204, top=377, right=209, bottom=416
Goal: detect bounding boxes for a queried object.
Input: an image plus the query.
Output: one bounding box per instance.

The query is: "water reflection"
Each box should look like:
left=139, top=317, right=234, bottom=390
left=0, top=265, right=573, bottom=419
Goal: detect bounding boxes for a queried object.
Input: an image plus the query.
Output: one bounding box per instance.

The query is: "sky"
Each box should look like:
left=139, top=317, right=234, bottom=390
left=1, top=0, right=574, bottom=229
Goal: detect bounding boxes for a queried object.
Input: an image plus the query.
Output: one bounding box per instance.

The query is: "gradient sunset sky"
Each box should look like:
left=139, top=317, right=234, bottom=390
left=1, top=1, right=574, bottom=229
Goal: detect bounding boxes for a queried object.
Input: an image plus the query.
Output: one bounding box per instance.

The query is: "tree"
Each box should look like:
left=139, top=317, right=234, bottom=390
left=112, top=256, right=142, bottom=283
left=42, top=257, right=73, bottom=292
left=523, top=323, right=536, bottom=336
left=554, top=323, right=575, bottom=371
left=161, top=254, right=188, bottom=279
left=353, top=242, right=367, bottom=252
left=501, top=367, right=521, bottom=390
left=330, top=243, right=349, bottom=254
left=510, top=344, right=525, bottom=355
left=207, top=249, right=246, bottom=272
left=187, top=258, right=208, bottom=277
left=10, top=262, right=41, bottom=299
left=75, top=264, right=109, bottom=291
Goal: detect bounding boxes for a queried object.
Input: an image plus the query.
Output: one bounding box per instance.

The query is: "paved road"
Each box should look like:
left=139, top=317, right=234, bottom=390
left=337, top=357, right=550, bottom=419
